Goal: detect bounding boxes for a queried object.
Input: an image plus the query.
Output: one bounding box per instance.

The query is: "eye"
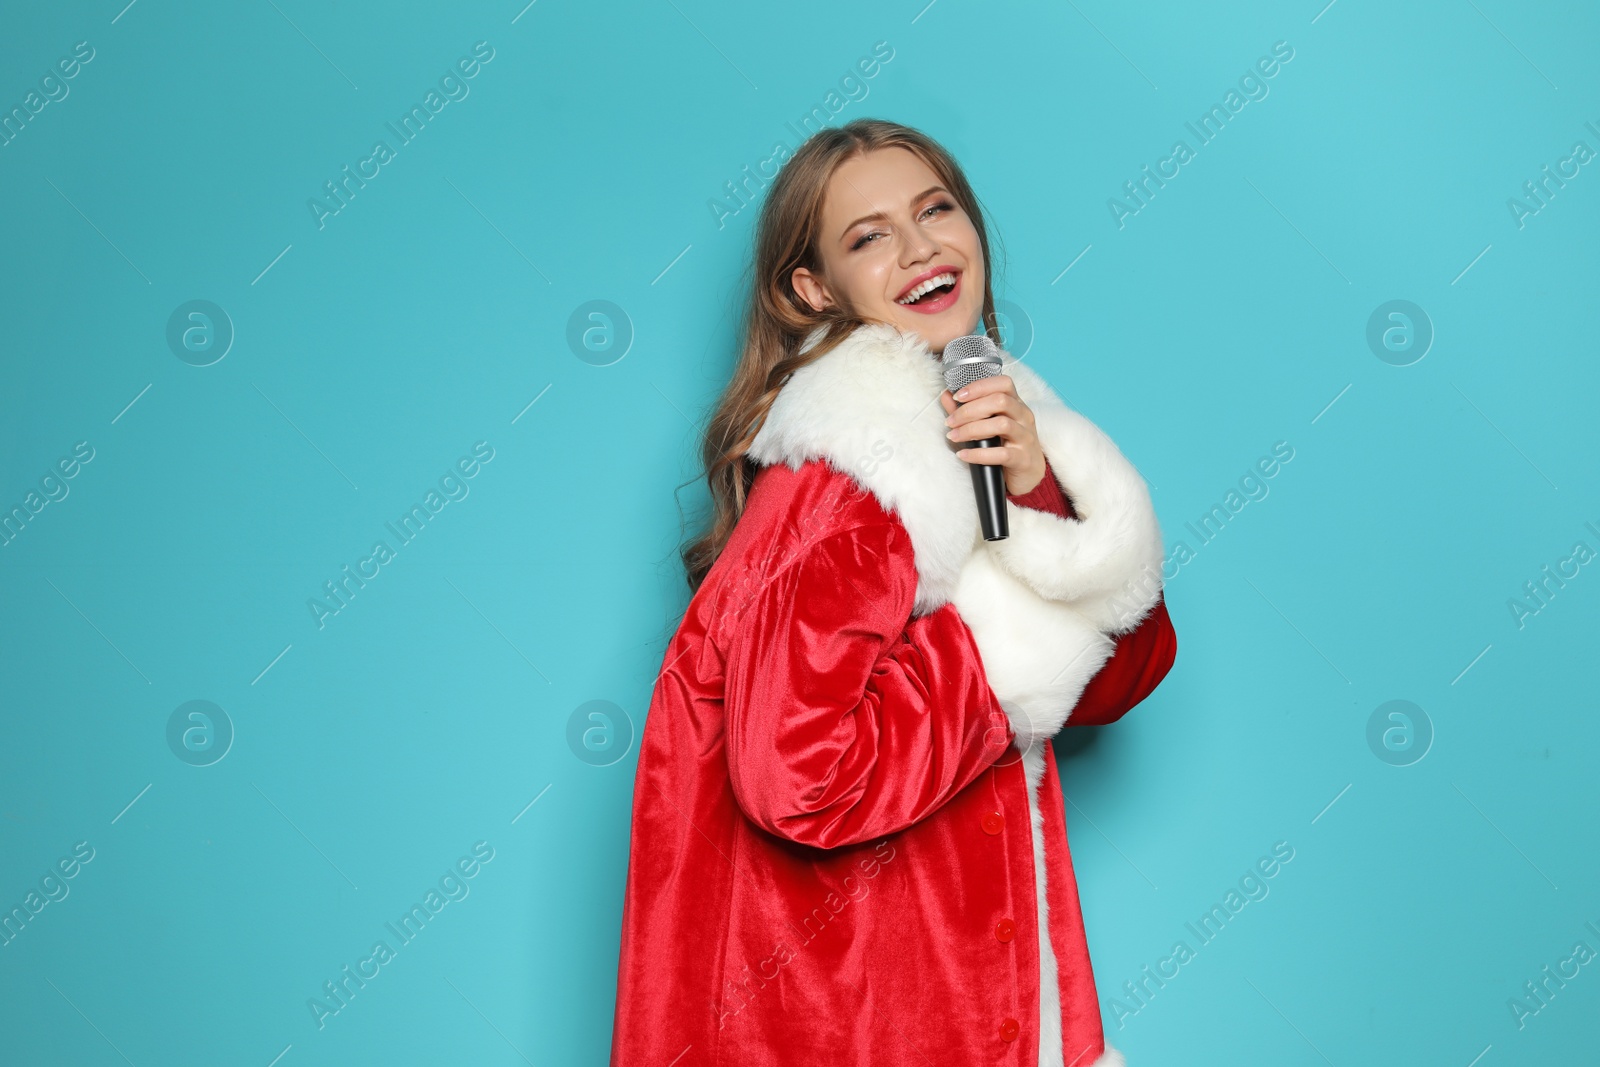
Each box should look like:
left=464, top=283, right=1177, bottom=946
left=849, top=201, right=955, bottom=251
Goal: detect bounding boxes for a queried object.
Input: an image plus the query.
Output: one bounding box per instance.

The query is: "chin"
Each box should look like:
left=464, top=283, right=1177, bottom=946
left=897, top=312, right=981, bottom=356
left=921, top=316, right=979, bottom=358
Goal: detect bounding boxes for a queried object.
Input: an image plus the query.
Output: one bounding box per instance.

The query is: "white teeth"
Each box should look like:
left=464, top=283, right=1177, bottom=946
left=897, top=271, right=956, bottom=304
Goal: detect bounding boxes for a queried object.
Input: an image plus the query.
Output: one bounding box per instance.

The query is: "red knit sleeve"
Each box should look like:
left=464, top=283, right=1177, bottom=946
left=1006, top=458, right=1177, bottom=726
left=1006, top=458, right=1075, bottom=518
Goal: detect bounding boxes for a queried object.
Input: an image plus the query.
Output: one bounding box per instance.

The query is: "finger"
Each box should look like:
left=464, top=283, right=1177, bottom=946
left=948, top=414, right=1022, bottom=442
left=951, top=373, right=1015, bottom=403
left=957, top=444, right=1013, bottom=465
left=938, top=390, right=956, bottom=416
left=947, top=391, right=1026, bottom=427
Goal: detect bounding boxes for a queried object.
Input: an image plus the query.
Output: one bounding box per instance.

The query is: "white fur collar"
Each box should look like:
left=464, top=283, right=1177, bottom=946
left=748, top=320, right=1165, bottom=631
left=749, top=321, right=978, bottom=616
left=750, top=322, right=1162, bottom=1067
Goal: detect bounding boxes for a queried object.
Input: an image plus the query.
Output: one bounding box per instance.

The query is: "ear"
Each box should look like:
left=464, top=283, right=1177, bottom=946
left=790, top=266, right=833, bottom=313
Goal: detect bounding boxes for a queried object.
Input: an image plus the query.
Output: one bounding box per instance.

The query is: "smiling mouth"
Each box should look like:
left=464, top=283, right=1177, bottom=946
left=896, top=271, right=961, bottom=314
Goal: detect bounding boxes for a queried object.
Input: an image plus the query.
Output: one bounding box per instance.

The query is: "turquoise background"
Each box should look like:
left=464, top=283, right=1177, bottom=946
left=2, top=0, right=1597, bottom=1063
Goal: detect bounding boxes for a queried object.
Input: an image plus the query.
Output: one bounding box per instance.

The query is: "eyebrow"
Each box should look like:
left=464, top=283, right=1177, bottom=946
left=839, top=185, right=948, bottom=242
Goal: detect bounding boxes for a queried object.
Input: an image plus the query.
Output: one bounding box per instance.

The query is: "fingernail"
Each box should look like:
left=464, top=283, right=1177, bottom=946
left=955, top=388, right=969, bottom=400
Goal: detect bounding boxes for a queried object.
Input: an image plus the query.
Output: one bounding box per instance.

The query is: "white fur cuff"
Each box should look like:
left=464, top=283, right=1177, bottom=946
left=988, top=358, right=1167, bottom=635
left=952, top=550, right=1115, bottom=749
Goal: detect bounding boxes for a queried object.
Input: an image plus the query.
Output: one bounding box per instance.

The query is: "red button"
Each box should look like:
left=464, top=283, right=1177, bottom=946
left=995, top=918, right=1016, bottom=943
left=999, top=1017, right=1020, bottom=1041
left=981, top=811, right=1004, bottom=835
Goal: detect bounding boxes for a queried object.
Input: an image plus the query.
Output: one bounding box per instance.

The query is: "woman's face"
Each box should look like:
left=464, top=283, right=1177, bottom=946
left=791, top=146, right=985, bottom=355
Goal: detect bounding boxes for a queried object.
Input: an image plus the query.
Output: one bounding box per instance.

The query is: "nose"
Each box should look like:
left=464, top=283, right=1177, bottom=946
left=900, top=217, right=939, bottom=266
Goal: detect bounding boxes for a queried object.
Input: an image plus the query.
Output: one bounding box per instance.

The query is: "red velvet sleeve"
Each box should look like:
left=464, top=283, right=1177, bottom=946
left=723, top=519, right=1015, bottom=850
left=1007, top=459, right=1178, bottom=727
left=1066, top=597, right=1176, bottom=726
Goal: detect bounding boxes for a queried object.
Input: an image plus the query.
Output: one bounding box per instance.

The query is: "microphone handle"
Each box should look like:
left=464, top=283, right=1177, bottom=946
left=968, top=436, right=1009, bottom=541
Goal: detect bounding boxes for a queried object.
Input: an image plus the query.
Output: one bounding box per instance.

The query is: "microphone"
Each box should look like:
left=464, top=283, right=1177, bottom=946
left=941, top=332, right=1009, bottom=542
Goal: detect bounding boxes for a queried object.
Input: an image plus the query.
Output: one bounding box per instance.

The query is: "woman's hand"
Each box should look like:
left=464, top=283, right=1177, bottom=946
left=939, top=374, right=1049, bottom=497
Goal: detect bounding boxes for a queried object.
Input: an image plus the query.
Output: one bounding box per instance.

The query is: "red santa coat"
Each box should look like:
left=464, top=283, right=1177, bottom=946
left=610, top=322, right=1175, bottom=1066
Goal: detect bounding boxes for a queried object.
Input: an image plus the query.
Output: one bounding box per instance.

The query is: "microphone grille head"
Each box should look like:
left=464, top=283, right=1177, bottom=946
left=940, top=333, right=1001, bottom=393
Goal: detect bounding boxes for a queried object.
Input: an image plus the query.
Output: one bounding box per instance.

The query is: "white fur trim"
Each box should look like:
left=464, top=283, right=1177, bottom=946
left=748, top=322, right=1152, bottom=1066
left=1025, top=745, right=1129, bottom=1067
left=1023, top=744, right=1064, bottom=1067
left=749, top=321, right=1161, bottom=738
left=748, top=322, right=977, bottom=617
left=950, top=550, right=1114, bottom=742
left=989, top=355, right=1166, bottom=634
left=748, top=321, right=1165, bottom=632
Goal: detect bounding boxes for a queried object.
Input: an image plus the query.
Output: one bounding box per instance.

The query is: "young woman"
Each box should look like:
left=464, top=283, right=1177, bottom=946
left=609, top=118, right=1176, bottom=1067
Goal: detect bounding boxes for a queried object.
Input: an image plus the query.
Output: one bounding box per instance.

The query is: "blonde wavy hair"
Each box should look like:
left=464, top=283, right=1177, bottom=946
left=679, top=118, right=1004, bottom=592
